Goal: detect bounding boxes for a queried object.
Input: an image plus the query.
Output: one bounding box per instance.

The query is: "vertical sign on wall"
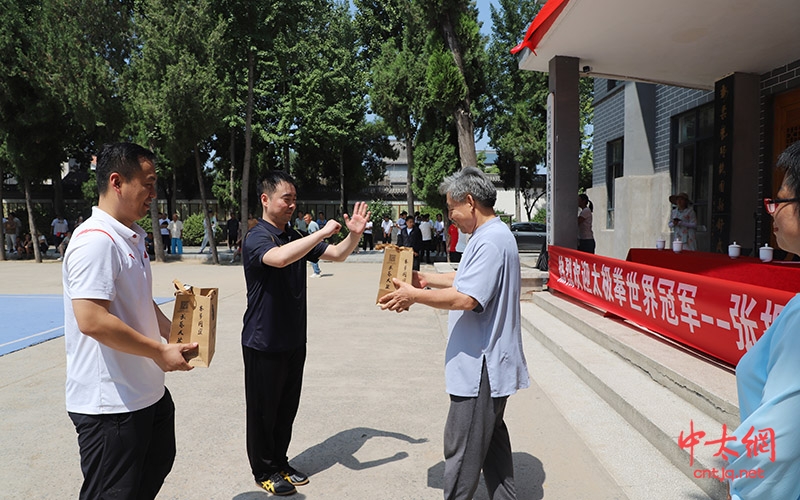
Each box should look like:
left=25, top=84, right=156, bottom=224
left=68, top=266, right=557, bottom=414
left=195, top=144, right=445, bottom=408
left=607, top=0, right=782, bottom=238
left=546, top=92, right=554, bottom=246
left=712, top=76, right=734, bottom=253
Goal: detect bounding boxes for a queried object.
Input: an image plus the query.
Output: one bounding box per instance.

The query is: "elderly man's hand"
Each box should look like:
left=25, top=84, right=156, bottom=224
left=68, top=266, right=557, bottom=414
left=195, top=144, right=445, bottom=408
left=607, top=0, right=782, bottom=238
left=411, top=271, right=427, bottom=289
left=379, top=278, right=417, bottom=313
left=343, top=201, right=371, bottom=235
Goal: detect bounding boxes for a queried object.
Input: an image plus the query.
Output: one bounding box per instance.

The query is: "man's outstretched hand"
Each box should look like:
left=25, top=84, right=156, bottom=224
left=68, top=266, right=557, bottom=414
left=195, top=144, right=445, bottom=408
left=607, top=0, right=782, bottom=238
left=343, top=202, right=371, bottom=235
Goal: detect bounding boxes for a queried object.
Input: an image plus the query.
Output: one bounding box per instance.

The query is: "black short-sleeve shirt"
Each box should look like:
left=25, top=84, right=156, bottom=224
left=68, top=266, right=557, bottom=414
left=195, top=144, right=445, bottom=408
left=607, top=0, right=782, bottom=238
left=241, top=219, right=328, bottom=352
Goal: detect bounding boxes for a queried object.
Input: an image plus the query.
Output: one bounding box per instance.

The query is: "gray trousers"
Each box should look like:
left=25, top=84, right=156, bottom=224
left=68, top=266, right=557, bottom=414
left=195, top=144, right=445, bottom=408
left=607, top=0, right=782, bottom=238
left=443, top=363, right=516, bottom=500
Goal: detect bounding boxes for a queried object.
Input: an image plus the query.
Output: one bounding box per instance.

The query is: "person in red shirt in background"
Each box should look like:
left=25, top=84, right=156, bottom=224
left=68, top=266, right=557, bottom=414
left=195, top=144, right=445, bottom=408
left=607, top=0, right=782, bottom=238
left=447, top=222, right=461, bottom=263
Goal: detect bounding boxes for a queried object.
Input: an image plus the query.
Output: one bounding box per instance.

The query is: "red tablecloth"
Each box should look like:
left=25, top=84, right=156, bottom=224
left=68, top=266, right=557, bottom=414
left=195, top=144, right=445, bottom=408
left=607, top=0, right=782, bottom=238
left=626, top=248, right=800, bottom=294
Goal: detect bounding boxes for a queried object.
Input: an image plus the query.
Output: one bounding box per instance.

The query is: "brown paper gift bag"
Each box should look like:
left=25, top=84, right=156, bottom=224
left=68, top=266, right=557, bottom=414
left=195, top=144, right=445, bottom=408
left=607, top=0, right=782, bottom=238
left=168, top=279, right=218, bottom=367
left=375, top=244, right=414, bottom=303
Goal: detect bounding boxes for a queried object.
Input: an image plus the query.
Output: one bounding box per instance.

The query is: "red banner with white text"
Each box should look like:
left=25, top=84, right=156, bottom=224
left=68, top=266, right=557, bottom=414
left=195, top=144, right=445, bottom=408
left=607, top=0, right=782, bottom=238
left=547, top=246, right=795, bottom=366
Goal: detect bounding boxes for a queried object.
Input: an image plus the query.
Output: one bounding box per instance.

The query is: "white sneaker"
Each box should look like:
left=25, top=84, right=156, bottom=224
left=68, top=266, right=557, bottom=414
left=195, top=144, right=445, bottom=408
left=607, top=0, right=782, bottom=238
left=309, top=273, right=321, bottom=278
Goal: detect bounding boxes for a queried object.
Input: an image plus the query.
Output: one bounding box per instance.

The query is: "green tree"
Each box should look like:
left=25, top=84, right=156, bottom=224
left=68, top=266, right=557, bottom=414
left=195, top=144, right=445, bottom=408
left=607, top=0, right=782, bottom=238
left=485, top=0, right=546, bottom=221
left=291, top=1, right=373, bottom=217
left=1, top=0, right=132, bottom=262
left=486, top=0, right=593, bottom=217
left=578, top=77, right=595, bottom=191
left=419, top=0, right=487, bottom=169
left=0, top=1, right=74, bottom=262
left=126, top=0, right=231, bottom=264
left=217, top=0, right=321, bottom=227
left=356, top=0, right=428, bottom=214
left=366, top=199, right=391, bottom=221
left=413, top=108, right=459, bottom=211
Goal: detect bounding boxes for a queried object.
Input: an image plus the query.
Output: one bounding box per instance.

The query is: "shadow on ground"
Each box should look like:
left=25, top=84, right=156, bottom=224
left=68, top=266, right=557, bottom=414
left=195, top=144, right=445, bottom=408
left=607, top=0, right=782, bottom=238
left=290, top=427, right=428, bottom=476
left=427, top=452, right=544, bottom=500
left=232, top=492, right=305, bottom=500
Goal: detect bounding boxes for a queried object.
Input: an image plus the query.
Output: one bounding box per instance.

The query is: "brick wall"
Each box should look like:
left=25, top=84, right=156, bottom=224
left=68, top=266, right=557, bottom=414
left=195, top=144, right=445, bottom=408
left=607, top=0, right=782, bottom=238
left=653, top=86, right=713, bottom=173
left=593, top=79, right=714, bottom=183
left=592, top=78, right=625, bottom=186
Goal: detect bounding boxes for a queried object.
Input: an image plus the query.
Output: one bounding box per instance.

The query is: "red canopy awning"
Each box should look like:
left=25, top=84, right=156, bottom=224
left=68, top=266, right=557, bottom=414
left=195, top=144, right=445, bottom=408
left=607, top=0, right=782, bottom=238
left=510, top=0, right=570, bottom=56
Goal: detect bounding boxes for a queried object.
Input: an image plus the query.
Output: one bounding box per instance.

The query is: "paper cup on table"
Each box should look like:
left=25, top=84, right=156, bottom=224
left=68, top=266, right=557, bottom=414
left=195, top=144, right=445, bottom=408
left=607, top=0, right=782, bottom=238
left=760, top=244, right=773, bottom=262
left=728, top=242, right=741, bottom=259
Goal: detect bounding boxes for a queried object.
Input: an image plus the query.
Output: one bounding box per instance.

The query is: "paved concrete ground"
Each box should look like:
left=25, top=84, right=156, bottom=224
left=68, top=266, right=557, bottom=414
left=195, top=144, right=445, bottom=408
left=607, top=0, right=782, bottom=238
left=0, top=254, right=628, bottom=499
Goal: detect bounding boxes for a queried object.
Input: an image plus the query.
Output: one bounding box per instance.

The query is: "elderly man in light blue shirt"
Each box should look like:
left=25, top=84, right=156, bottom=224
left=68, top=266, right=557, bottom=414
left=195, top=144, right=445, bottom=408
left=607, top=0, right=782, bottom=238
left=380, top=167, right=529, bottom=500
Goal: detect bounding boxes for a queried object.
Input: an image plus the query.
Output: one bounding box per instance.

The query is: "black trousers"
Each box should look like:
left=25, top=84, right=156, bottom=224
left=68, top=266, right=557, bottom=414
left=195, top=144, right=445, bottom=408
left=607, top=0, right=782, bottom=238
left=243, top=344, right=306, bottom=482
left=68, top=388, right=176, bottom=500
left=361, top=232, right=374, bottom=251
left=421, top=239, right=432, bottom=263
left=577, top=238, right=596, bottom=254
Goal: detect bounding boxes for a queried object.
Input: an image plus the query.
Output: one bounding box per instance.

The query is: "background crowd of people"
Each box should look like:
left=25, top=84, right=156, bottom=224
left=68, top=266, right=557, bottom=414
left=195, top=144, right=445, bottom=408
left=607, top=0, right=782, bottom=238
left=1, top=212, right=84, bottom=259
left=300, top=208, right=466, bottom=265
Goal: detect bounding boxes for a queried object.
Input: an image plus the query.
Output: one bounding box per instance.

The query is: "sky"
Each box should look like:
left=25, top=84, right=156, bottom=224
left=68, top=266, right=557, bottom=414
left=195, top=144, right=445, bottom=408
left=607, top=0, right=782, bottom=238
left=476, top=0, right=497, bottom=36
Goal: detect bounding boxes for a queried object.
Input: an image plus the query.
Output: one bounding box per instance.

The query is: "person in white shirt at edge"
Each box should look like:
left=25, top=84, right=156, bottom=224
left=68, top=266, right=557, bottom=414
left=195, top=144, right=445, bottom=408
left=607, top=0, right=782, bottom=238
left=379, top=167, right=530, bottom=500
left=381, top=214, right=394, bottom=244
left=303, top=212, right=322, bottom=277
left=51, top=214, right=70, bottom=248
left=360, top=219, right=374, bottom=252
left=434, top=213, right=445, bottom=256
left=63, top=142, right=198, bottom=500
left=419, top=213, right=433, bottom=264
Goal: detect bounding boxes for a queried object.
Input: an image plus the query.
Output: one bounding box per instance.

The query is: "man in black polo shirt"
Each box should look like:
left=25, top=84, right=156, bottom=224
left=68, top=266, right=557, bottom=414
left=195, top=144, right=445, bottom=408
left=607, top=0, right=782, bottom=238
left=241, top=170, right=370, bottom=496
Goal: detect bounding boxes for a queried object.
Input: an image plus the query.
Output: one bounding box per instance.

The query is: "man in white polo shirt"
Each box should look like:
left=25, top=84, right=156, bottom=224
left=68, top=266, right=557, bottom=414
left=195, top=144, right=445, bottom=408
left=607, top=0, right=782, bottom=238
left=63, top=142, right=198, bottom=500
left=380, top=167, right=529, bottom=500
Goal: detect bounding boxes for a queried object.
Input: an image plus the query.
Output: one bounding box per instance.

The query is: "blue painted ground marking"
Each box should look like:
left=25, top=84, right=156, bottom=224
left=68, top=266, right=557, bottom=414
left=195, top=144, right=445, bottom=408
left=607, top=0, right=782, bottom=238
left=0, top=295, right=174, bottom=356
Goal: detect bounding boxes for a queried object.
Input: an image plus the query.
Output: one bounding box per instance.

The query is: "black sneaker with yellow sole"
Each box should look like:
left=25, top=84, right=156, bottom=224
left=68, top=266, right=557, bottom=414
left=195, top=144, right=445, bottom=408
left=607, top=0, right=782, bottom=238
left=257, top=472, right=297, bottom=496
left=280, top=465, right=309, bottom=486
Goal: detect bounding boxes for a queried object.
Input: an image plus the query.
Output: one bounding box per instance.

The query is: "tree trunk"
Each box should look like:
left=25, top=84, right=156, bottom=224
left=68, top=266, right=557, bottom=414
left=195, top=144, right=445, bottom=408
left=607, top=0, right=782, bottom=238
left=339, top=151, right=347, bottom=219
left=53, top=172, right=65, bottom=218
left=169, top=169, right=177, bottom=218
left=515, top=161, right=521, bottom=221
left=405, top=136, right=415, bottom=214
left=196, top=147, right=219, bottom=265
left=439, top=12, right=478, bottom=169
left=453, top=103, right=478, bottom=168
left=150, top=202, right=166, bottom=262
left=241, top=50, right=255, bottom=226
left=229, top=129, right=236, bottom=206
left=24, top=178, right=42, bottom=263
left=0, top=159, right=5, bottom=261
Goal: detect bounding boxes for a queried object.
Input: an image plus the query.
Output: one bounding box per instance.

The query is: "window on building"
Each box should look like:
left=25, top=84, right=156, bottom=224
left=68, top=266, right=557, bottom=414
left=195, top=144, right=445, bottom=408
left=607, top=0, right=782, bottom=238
left=606, top=138, right=624, bottom=229
left=607, top=79, right=620, bottom=92
left=672, top=104, right=714, bottom=250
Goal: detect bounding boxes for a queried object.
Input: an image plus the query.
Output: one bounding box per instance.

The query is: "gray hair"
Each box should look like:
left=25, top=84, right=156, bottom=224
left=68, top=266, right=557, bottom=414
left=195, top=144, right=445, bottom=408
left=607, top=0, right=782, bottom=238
left=438, top=167, right=496, bottom=208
